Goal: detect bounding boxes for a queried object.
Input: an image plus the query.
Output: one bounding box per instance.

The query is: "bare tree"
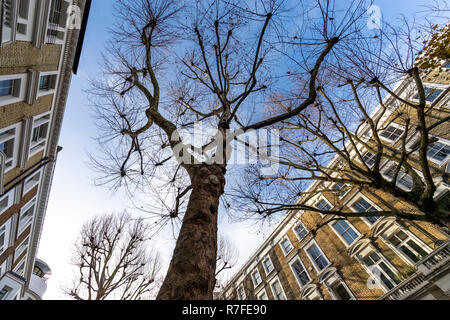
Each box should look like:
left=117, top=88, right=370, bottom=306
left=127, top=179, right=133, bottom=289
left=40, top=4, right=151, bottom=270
left=230, top=19, right=450, bottom=231
left=88, top=0, right=380, bottom=299
left=214, top=235, right=239, bottom=293
left=65, top=212, right=162, bottom=300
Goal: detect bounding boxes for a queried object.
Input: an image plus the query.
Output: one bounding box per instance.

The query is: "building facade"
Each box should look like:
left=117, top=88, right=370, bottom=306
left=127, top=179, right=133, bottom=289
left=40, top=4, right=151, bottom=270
left=0, top=0, right=90, bottom=300
left=220, top=63, right=450, bottom=301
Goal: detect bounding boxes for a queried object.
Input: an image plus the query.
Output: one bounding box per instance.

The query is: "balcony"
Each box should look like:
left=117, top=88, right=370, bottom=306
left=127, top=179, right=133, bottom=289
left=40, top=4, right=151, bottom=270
left=27, top=259, right=51, bottom=300
left=379, top=241, right=450, bottom=300
left=28, top=273, right=48, bottom=299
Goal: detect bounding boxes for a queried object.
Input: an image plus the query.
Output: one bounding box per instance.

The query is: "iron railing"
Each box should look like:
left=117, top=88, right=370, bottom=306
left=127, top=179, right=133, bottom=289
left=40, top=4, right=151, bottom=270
left=379, top=241, right=450, bottom=300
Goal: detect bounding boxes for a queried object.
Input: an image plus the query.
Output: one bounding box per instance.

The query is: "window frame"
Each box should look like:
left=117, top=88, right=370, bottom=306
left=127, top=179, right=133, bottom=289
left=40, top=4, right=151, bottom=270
left=382, top=228, right=431, bottom=265
left=382, top=162, right=414, bottom=191
left=262, top=255, right=275, bottom=276
left=332, top=182, right=350, bottom=199
left=0, top=122, right=22, bottom=173
left=330, top=219, right=361, bottom=247
left=257, top=288, right=269, bottom=300
left=0, top=189, right=14, bottom=215
left=0, top=218, right=12, bottom=255
left=288, top=256, right=311, bottom=289
left=251, top=269, right=262, bottom=288
left=13, top=254, right=27, bottom=277
left=347, top=194, right=382, bottom=227
left=328, top=279, right=355, bottom=300
left=379, top=123, right=405, bottom=143
left=279, top=236, right=294, bottom=256
left=17, top=196, right=37, bottom=235
left=269, top=276, right=287, bottom=300
left=23, top=169, right=42, bottom=195
left=360, top=250, right=399, bottom=292
left=426, top=138, right=450, bottom=166
left=14, top=236, right=30, bottom=262
left=304, top=240, right=331, bottom=273
left=37, top=72, right=58, bottom=97
left=412, top=85, right=445, bottom=104
left=315, top=196, right=333, bottom=215
left=0, top=74, right=27, bottom=106
left=28, top=112, right=52, bottom=158
left=237, top=285, right=246, bottom=300
left=293, top=222, right=308, bottom=241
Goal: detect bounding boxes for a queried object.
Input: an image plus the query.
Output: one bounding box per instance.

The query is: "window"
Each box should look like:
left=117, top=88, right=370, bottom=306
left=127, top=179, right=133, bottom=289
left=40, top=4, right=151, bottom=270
left=0, top=224, right=7, bottom=254
left=16, top=0, right=31, bottom=40
left=316, top=198, right=332, bottom=212
left=18, top=198, right=36, bottom=234
left=290, top=258, right=310, bottom=287
left=280, top=237, right=293, bottom=255
left=29, top=114, right=51, bottom=156
left=263, top=256, right=274, bottom=274
left=294, top=223, right=308, bottom=240
left=305, top=242, right=330, bottom=272
left=39, top=75, right=51, bottom=90
left=384, top=164, right=413, bottom=190
left=0, top=74, right=26, bottom=106
left=351, top=197, right=380, bottom=225
left=237, top=286, right=246, bottom=300
left=0, top=125, right=19, bottom=172
left=332, top=182, right=349, bottom=198
left=1, top=0, right=13, bottom=44
left=14, top=257, right=26, bottom=277
left=362, top=151, right=376, bottom=168
left=252, top=270, right=262, bottom=287
left=0, top=80, right=13, bottom=96
left=427, top=141, right=450, bottom=163
left=257, top=290, right=268, bottom=300
left=15, top=237, right=29, bottom=259
left=270, top=278, right=286, bottom=300
left=24, top=170, right=41, bottom=194
left=414, top=87, right=444, bottom=103
left=0, top=286, right=12, bottom=300
left=385, top=230, right=429, bottom=263
left=330, top=281, right=353, bottom=300
left=379, top=125, right=404, bottom=142
left=49, top=0, right=63, bottom=25
left=38, top=74, right=57, bottom=95
left=0, top=190, right=13, bottom=215
left=332, top=220, right=359, bottom=246
left=362, top=252, right=400, bottom=290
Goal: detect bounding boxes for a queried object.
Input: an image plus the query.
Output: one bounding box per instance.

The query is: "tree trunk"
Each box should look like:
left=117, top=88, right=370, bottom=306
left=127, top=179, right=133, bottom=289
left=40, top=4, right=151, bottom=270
left=156, top=164, right=226, bottom=300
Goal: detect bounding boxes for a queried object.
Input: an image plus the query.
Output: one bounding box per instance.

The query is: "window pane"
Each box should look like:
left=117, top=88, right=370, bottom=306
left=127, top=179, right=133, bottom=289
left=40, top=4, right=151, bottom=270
left=427, top=142, right=450, bottom=162
left=292, top=260, right=310, bottom=286
left=295, top=224, right=308, bottom=239
left=332, top=282, right=352, bottom=300
left=0, top=139, right=14, bottom=158
left=307, top=244, right=329, bottom=270
left=407, top=240, right=428, bottom=259
left=39, top=76, right=50, bottom=90
left=317, top=199, right=332, bottom=211
left=363, top=151, right=376, bottom=167
left=0, top=80, right=13, bottom=96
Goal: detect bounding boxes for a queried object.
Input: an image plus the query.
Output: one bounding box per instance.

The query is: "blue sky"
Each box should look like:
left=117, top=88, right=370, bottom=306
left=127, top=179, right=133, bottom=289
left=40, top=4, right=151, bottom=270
left=37, top=0, right=443, bottom=299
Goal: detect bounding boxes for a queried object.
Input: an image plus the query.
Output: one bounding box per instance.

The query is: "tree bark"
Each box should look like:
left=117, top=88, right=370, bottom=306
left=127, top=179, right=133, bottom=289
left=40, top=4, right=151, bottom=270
left=156, top=164, right=226, bottom=300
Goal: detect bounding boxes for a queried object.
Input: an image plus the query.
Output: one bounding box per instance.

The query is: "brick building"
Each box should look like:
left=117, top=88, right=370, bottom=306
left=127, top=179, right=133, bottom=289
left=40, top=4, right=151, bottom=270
left=0, top=0, right=90, bottom=300
left=219, top=63, right=450, bottom=300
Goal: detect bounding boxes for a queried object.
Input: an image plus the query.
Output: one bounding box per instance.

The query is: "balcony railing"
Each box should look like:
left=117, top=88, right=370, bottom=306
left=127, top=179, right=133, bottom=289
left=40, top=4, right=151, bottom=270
left=379, top=241, right=450, bottom=300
